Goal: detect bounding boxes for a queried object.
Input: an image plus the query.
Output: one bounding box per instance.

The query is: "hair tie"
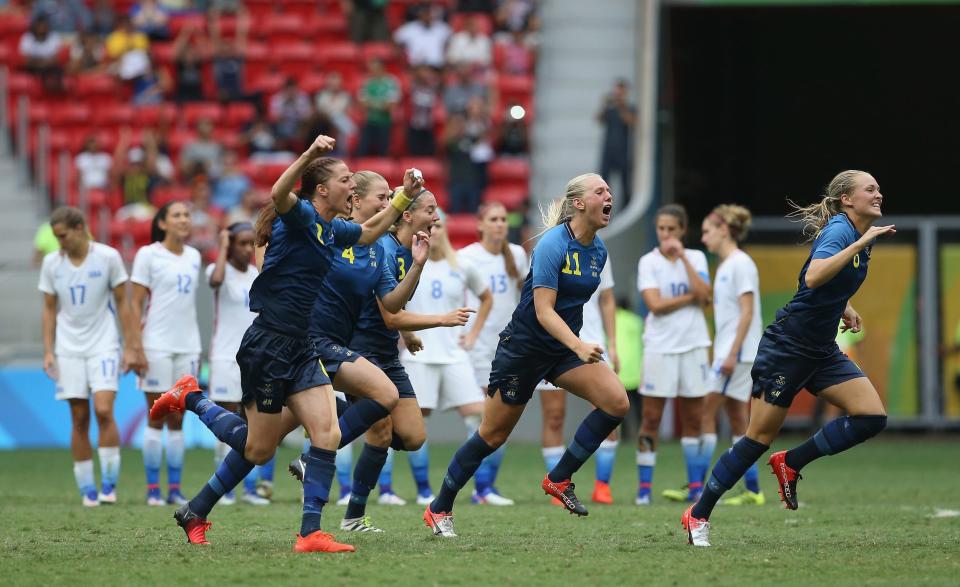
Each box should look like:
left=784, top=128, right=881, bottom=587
left=228, top=222, right=253, bottom=235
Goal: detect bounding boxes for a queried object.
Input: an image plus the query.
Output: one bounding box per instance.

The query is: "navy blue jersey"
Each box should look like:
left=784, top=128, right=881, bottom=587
left=249, top=199, right=362, bottom=337
left=775, top=213, right=870, bottom=349
left=501, top=222, right=607, bottom=355
left=350, top=233, right=414, bottom=357
left=308, top=240, right=397, bottom=345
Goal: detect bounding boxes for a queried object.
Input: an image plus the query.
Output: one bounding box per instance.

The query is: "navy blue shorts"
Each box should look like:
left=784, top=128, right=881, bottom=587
left=751, top=329, right=864, bottom=408
left=237, top=324, right=331, bottom=414
left=312, top=336, right=361, bottom=378
left=361, top=352, right=416, bottom=399
left=488, top=334, right=586, bottom=405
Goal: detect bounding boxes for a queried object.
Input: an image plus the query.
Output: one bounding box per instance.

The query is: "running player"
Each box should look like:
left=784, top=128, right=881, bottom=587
left=396, top=213, right=494, bottom=505
left=458, top=202, right=528, bottom=505
left=636, top=204, right=711, bottom=505
left=206, top=224, right=273, bottom=506
left=130, top=201, right=202, bottom=506
left=39, top=206, right=145, bottom=506
left=540, top=255, right=620, bottom=505
left=150, top=135, right=421, bottom=552
left=423, top=173, right=628, bottom=537
left=698, top=205, right=765, bottom=506
left=683, top=170, right=893, bottom=547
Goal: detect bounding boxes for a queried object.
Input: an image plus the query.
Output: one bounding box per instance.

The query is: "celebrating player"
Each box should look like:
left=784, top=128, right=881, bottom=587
left=539, top=255, right=620, bottom=504
left=683, top=170, right=893, bottom=547
left=636, top=204, right=711, bottom=505
left=150, top=135, right=420, bottom=553
left=423, top=173, right=628, bottom=537
left=698, top=205, right=765, bottom=505
left=130, top=201, right=202, bottom=506
left=205, top=223, right=273, bottom=506
left=396, top=213, right=494, bottom=505
left=39, top=207, right=145, bottom=506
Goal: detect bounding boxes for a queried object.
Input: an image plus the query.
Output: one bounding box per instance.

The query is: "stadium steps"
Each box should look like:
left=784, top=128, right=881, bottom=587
left=530, top=0, right=639, bottom=211
left=0, top=154, right=44, bottom=361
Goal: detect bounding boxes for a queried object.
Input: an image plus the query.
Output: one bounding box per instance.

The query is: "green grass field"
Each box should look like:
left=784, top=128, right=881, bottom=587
left=1, top=439, right=958, bottom=586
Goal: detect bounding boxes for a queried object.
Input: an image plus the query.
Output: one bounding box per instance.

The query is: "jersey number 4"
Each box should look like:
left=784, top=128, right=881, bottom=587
left=342, top=247, right=355, bottom=264
left=561, top=252, right=582, bottom=276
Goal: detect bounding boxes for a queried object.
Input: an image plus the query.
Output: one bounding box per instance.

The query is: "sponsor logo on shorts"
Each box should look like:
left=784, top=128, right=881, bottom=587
left=147, top=378, right=159, bottom=387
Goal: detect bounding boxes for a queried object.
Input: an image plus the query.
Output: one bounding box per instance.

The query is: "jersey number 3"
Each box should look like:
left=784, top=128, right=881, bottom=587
left=561, top=252, right=582, bottom=276
left=397, top=257, right=407, bottom=280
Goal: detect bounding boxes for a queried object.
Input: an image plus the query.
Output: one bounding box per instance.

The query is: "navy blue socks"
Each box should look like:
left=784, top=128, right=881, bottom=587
left=692, top=436, right=769, bottom=520
left=338, top=399, right=391, bottom=448
left=345, top=444, right=388, bottom=520
left=188, top=395, right=249, bottom=454
left=786, top=415, right=887, bottom=471
left=431, top=432, right=496, bottom=513
left=301, top=446, right=336, bottom=537
left=189, top=449, right=255, bottom=518
left=548, top=409, right=623, bottom=483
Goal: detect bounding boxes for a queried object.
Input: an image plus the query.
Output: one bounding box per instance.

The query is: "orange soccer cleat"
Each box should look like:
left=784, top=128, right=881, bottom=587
left=768, top=450, right=802, bottom=510
left=293, top=531, right=356, bottom=553
left=149, top=375, right=202, bottom=421
left=174, top=504, right=212, bottom=545
left=592, top=480, right=613, bottom=505
left=542, top=475, right=588, bottom=516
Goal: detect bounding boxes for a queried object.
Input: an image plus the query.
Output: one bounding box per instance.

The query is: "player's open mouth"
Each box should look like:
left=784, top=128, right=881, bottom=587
left=602, top=204, right=612, bottom=215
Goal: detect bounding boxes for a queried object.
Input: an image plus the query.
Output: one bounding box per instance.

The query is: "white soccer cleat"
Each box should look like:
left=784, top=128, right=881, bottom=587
left=423, top=506, right=457, bottom=538
left=221, top=491, right=236, bottom=506
left=635, top=494, right=651, bottom=506
left=378, top=492, right=407, bottom=506
left=146, top=494, right=166, bottom=507
left=416, top=493, right=435, bottom=506
left=255, top=480, right=274, bottom=500
left=82, top=494, right=100, bottom=507
left=336, top=493, right=352, bottom=506
left=682, top=506, right=711, bottom=547
left=97, top=491, right=117, bottom=505
left=341, top=516, right=385, bottom=533
left=473, top=490, right=515, bottom=506
left=241, top=492, right=270, bottom=506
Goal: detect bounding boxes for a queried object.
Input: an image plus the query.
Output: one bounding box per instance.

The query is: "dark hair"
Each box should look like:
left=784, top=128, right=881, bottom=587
left=655, top=203, right=688, bottom=230
left=151, top=201, right=186, bottom=243
left=227, top=221, right=254, bottom=260
left=254, top=158, right=342, bottom=247
left=477, top=202, right=519, bottom=282
left=50, top=206, right=86, bottom=230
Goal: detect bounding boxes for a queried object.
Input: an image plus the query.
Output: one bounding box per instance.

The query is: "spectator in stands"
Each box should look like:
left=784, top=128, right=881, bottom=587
left=225, top=187, right=264, bottom=226
left=112, top=128, right=160, bottom=212
left=456, top=0, right=495, bottom=13
left=130, top=59, right=171, bottom=105
left=130, top=0, right=171, bottom=41
left=180, top=118, right=225, bottom=181
left=68, top=31, right=105, bottom=74
left=496, top=103, right=529, bottom=156
left=144, top=127, right=175, bottom=184
left=106, top=15, right=150, bottom=81
left=208, top=0, right=249, bottom=20
left=506, top=195, right=530, bottom=245
left=407, top=64, right=439, bottom=156
left=268, top=78, right=311, bottom=152
left=345, top=0, right=390, bottom=44
left=495, top=0, right=538, bottom=37
left=19, top=16, right=64, bottom=92
left=446, top=14, right=491, bottom=68
left=464, top=94, right=493, bottom=192
left=74, top=136, right=113, bottom=192
left=240, top=109, right=287, bottom=161
left=499, top=29, right=533, bottom=75
left=210, top=10, right=249, bottom=103
left=31, top=0, right=91, bottom=36
left=445, top=113, right=484, bottom=213
left=90, top=0, right=116, bottom=36
left=172, top=20, right=208, bottom=103
left=393, top=3, right=451, bottom=69
left=188, top=177, right=219, bottom=256
left=315, top=71, right=355, bottom=154
left=443, top=63, right=488, bottom=115
left=357, top=57, right=400, bottom=156
left=302, top=104, right=339, bottom=155
left=597, top=78, right=635, bottom=206
left=212, top=151, right=252, bottom=212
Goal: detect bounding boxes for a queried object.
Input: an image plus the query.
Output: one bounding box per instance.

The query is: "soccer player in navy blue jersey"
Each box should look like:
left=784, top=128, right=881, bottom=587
left=150, top=135, right=424, bottom=553
left=682, top=170, right=895, bottom=547
left=423, top=173, right=629, bottom=538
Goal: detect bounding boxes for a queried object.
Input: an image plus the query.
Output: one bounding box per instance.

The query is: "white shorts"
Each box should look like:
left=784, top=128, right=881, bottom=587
left=55, top=350, right=120, bottom=400
left=706, top=360, right=754, bottom=403
left=141, top=350, right=200, bottom=392
left=405, top=360, right=485, bottom=411
left=208, top=359, right=242, bottom=403
left=641, top=347, right=709, bottom=399
left=468, top=346, right=495, bottom=389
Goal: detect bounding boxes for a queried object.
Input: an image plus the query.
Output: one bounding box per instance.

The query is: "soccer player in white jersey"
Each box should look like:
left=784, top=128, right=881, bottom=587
left=539, top=256, right=620, bottom=504
left=699, top=204, right=766, bottom=505
left=397, top=213, right=494, bottom=505
left=206, top=223, right=274, bottom=506
left=39, top=207, right=146, bottom=506
left=130, top=201, right=202, bottom=506
left=636, top=204, right=711, bottom=505
left=457, top=202, right=527, bottom=505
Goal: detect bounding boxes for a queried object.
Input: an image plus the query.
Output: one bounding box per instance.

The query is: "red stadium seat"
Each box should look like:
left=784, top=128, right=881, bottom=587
left=225, top=102, right=256, bottom=128
left=445, top=213, right=478, bottom=248
left=168, top=14, right=206, bottom=38
left=133, top=103, right=179, bottom=128
left=182, top=102, right=225, bottom=126
left=482, top=185, right=528, bottom=211
left=72, top=73, right=119, bottom=98
left=93, top=103, right=136, bottom=129
left=0, top=13, right=29, bottom=37
left=488, top=157, right=530, bottom=188
left=313, top=13, right=348, bottom=40
left=151, top=185, right=190, bottom=208
left=285, top=0, right=323, bottom=19
left=353, top=157, right=399, bottom=180
left=247, top=69, right=287, bottom=96
left=450, top=13, right=494, bottom=35
left=7, top=72, right=40, bottom=98
left=260, top=12, right=317, bottom=40
left=497, top=74, right=534, bottom=105
left=269, top=42, right=316, bottom=79
left=320, top=42, right=361, bottom=79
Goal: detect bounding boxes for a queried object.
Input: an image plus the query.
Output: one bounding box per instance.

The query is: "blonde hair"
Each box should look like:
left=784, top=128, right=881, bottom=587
left=50, top=206, right=86, bottom=230
left=352, top=170, right=386, bottom=199
left=389, top=189, right=436, bottom=234
left=788, top=170, right=867, bottom=241
left=477, top=202, right=519, bottom=282
left=539, top=173, right=602, bottom=229
left=433, top=212, right=459, bottom=270
left=708, top=204, right=753, bottom=242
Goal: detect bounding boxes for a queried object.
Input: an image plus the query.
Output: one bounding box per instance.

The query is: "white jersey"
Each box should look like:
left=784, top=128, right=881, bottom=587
left=206, top=262, right=258, bottom=361
left=38, top=243, right=128, bottom=357
left=457, top=242, right=528, bottom=358
left=580, top=258, right=615, bottom=350
left=637, top=247, right=711, bottom=354
left=712, top=249, right=762, bottom=362
left=401, top=257, right=487, bottom=364
left=131, top=242, right=202, bottom=354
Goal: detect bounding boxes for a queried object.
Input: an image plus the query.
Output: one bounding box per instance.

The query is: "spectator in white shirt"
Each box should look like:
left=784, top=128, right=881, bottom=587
left=20, top=16, right=64, bottom=91
left=393, top=6, right=451, bottom=69
left=446, top=14, right=491, bottom=67
left=74, top=136, right=113, bottom=191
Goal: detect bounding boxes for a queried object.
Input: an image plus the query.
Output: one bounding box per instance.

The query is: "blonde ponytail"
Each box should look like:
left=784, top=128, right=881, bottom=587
left=788, top=170, right=866, bottom=241
left=709, top=204, right=753, bottom=242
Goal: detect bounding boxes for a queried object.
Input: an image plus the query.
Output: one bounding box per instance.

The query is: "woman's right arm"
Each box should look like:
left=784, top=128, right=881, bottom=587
left=270, top=135, right=336, bottom=215
left=41, top=293, right=57, bottom=377
left=208, top=230, right=230, bottom=288
left=804, top=224, right=896, bottom=289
